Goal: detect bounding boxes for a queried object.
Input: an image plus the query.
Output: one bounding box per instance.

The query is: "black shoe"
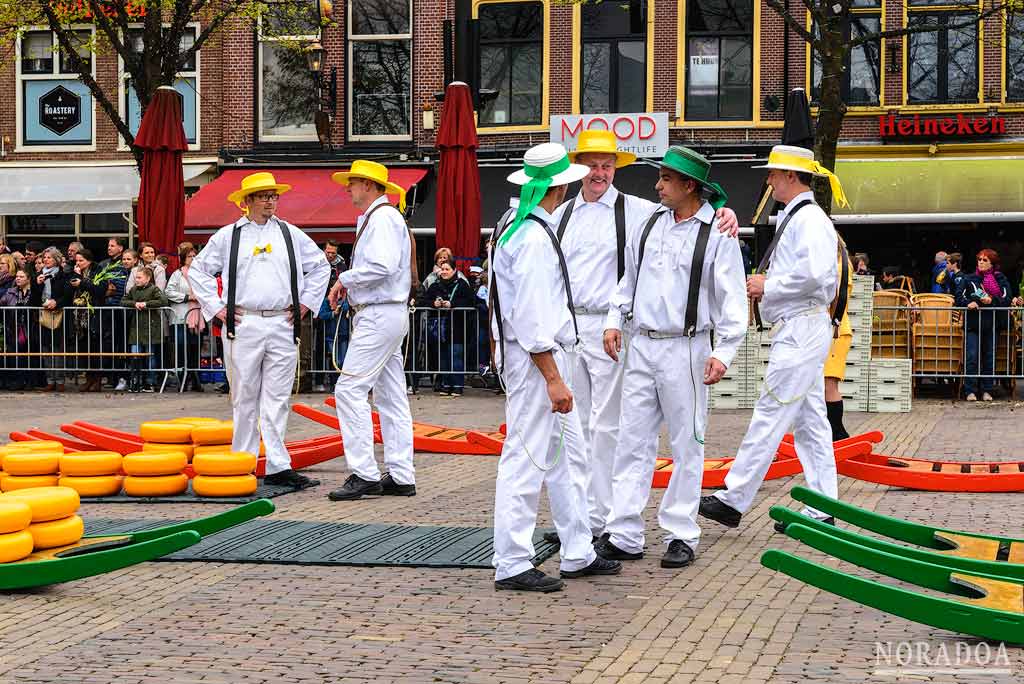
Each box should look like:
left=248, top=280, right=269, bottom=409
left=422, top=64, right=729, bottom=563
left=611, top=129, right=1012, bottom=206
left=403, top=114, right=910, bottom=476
left=328, top=473, right=383, bottom=501
left=593, top=532, right=610, bottom=546
left=264, top=469, right=320, bottom=489
left=494, top=568, right=564, bottom=593
left=379, top=473, right=416, bottom=496
left=561, top=555, right=622, bottom=579
left=699, top=496, right=742, bottom=528
left=595, top=539, right=643, bottom=561
left=661, top=540, right=696, bottom=568
left=542, top=531, right=560, bottom=545
left=774, top=516, right=836, bottom=534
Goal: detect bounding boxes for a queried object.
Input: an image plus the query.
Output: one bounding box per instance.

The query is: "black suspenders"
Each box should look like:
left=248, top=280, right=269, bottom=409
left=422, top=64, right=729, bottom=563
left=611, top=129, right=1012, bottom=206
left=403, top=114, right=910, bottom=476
left=752, top=200, right=812, bottom=331
left=556, top=192, right=628, bottom=281
left=630, top=208, right=714, bottom=337
left=225, top=218, right=301, bottom=343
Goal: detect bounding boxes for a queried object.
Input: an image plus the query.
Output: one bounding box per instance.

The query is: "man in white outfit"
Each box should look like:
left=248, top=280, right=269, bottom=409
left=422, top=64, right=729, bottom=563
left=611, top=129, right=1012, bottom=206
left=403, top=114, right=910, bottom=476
left=491, top=143, right=622, bottom=592
left=545, top=131, right=742, bottom=546
left=190, top=172, right=330, bottom=488
left=596, top=146, right=747, bottom=568
left=326, top=160, right=417, bottom=500
left=699, top=145, right=848, bottom=529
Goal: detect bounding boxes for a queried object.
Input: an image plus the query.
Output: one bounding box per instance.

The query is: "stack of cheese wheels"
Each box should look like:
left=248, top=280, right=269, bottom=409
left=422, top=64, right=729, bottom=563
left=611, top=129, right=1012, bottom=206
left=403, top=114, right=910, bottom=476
left=2, top=486, right=83, bottom=550
left=0, top=499, right=34, bottom=562
left=139, top=419, right=206, bottom=464
left=0, top=442, right=63, bottom=492
left=190, top=420, right=266, bottom=459
left=58, top=451, right=124, bottom=497
left=191, top=451, right=258, bottom=497
left=122, top=445, right=188, bottom=497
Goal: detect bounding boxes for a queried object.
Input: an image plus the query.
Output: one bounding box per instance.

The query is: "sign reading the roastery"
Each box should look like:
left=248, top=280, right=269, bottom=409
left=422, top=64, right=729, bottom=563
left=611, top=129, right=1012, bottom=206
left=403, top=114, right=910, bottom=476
left=878, top=113, right=1007, bottom=140
left=552, top=113, right=669, bottom=158
left=39, top=85, right=82, bottom=136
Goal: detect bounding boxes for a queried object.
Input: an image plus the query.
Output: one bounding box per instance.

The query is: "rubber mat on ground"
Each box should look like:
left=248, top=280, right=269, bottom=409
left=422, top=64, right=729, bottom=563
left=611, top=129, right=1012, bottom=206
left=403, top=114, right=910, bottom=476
left=79, top=482, right=311, bottom=505
left=83, top=518, right=560, bottom=568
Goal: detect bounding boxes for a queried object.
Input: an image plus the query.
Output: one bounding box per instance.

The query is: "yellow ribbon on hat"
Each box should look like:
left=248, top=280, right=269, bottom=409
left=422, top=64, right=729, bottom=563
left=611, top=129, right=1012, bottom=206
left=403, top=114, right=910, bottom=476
left=766, top=150, right=849, bottom=208
left=253, top=244, right=273, bottom=256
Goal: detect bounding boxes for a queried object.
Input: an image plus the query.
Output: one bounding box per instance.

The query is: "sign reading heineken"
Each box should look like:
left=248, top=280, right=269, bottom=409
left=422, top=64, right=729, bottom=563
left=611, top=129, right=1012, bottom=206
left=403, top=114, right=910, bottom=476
left=39, top=85, right=81, bottom=136
left=879, top=113, right=1007, bottom=139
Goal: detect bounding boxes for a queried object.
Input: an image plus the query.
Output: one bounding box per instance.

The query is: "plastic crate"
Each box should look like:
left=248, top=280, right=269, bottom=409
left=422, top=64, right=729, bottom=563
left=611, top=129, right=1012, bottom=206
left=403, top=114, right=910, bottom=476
left=869, top=358, right=913, bottom=382
left=839, top=380, right=868, bottom=400
left=709, top=393, right=756, bottom=410
left=868, top=393, right=912, bottom=413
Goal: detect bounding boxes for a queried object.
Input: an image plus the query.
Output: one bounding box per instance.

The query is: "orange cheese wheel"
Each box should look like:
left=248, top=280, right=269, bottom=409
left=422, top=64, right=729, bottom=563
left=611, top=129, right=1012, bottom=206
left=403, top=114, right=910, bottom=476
left=122, top=451, right=187, bottom=477
left=58, top=475, right=124, bottom=498
left=142, top=442, right=194, bottom=460
left=28, top=514, right=84, bottom=550
left=59, top=452, right=123, bottom=477
left=190, top=422, right=234, bottom=445
left=1, top=486, right=80, bottom=522
left=1, top=441, right=65, bottom=454
left=0, top=500, right=33, bottom=534
left=192, top=443, right=265, bottom=457
left=124, top=473, right=189, bottom=497
left=1, top=475, right=60, bottom=492
left=192, top=474, right=258, bottom=497
left=2, top=452, right=60, bottom=476
left=139, top=422, right=193, bottom=444
left=0, top=529, right=34, bottom=563
left=169, top=417, right=221, bottom=424
left=192, top=452, right=257, bottom=476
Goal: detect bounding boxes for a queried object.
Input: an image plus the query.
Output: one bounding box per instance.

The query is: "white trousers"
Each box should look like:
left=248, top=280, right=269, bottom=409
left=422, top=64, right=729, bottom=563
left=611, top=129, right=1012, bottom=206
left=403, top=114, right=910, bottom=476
left=571, top=313, right=625, bottom=535
left=223, top=315, right=296, bottom=476
left=716, top=312, right=837, bottom=519
left=492, top=342, right=596, bottom=581
left=606, top=332, right=711, bottom=554
left=334, top=303, right=415, bottom=485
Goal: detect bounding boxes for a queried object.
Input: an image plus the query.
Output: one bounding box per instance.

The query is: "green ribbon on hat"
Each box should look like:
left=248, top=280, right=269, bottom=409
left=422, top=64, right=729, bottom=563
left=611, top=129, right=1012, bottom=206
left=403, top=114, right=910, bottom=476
left=661, top=146, right=729, bottom=210
left=497, top=156, right=571, bottom=246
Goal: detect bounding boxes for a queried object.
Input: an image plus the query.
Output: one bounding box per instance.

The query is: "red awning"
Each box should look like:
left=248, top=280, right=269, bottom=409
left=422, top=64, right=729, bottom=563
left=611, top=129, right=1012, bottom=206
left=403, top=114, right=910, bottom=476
left=184, top=167, right=429, bottom=233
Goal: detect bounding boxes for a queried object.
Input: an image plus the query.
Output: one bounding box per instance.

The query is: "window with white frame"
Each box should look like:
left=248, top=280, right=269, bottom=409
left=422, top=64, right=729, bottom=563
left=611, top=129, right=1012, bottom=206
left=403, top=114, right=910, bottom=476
left=122, top=26, right=200, bottom=145
left=17, top=28, right=95, bottom=147
left=348, top=0, right=412, bottom=139
left=259, top=0, right=320, bottom=141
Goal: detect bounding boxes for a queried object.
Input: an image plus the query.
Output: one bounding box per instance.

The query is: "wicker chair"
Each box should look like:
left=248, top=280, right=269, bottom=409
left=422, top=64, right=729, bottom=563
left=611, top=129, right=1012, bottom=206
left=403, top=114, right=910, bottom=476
left=872, top=290, right=911, bottom=359
left=910, top=293, right=963, bottom=381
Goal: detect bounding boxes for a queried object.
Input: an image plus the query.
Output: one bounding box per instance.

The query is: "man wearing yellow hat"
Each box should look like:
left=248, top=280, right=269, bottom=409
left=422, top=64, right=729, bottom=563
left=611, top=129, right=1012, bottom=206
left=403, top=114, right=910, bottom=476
left=545, top=129, right=740, bottom=546
left=700, top=145, right=847, bottom=531
left=189, top=171, right=330, bottom=488
left=325, top=160, right=417, bottom=501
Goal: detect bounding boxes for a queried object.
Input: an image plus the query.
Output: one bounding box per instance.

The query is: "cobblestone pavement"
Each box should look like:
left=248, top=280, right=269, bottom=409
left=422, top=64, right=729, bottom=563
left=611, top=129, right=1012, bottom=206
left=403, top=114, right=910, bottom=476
left=1, top=388, right=1022, bottom=683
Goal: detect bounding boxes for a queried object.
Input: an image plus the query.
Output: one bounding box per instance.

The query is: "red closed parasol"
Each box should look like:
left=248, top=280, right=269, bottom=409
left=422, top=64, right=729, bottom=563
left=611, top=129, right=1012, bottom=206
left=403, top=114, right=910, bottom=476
left=434, top=82, right=481, bottom=273
left=135, top=86, right=188, bottom=265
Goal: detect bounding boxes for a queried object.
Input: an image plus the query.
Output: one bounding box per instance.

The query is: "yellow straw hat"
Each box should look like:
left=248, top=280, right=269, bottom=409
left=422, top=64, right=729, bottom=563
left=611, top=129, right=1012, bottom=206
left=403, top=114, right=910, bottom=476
left=567, top=129, right=636, bottom=168
left=753, top=145, right=849, bottom=207
left=332, top=160, right=408, bottom=212
left=226, top=172, right=292, bottom=206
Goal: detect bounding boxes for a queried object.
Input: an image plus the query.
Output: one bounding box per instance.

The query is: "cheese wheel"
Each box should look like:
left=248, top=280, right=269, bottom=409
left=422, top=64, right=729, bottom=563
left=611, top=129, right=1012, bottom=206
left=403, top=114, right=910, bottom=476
left=1, top=441, right=64, bottom=453
left=124, top=474, right=189, bottom=497
left=28, top=514, right=84, bottom=550
left=2, top=475, right=61, bottom=492
left=0, top=500, right=33, bottom=534
left=58, top=475, right=124, bottom=498
left=142, top=442, right=194, bottom=460
left=190, top=422, right=234, bottom=445
left=169, top=417, right=220, bottom=424
left=192, top=474, right=258, bottom=498
left=59, top=452, right=122, bottom=477
left=0, top=529, right=34, bottom=563
left=2, top=486, right=80, bottom=522
left=139, top=422, right=193, bottom=444
left=122, top=451, right=187, bottom=477
left=2, top=452, right=60, bottom=476
left=192, top=452, right=257, bottom=476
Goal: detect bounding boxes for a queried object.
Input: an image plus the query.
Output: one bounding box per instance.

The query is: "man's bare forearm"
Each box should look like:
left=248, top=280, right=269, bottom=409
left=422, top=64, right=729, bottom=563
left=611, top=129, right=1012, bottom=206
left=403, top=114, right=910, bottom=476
left=529, top=350, right=561, bottom=383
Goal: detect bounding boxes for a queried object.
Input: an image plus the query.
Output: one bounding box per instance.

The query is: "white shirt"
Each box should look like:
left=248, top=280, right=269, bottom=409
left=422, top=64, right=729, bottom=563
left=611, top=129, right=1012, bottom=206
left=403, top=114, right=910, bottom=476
left=340, top=195, right=411, bottom=306
left=605, top=201, right=748, bottom=368
left=491, top=206, right=576, bottom=354
left=189, top=215, right=330, bottom=322
left=760, top=191, right=839, bottom=324
left=551, top=185, right=658, bottom=312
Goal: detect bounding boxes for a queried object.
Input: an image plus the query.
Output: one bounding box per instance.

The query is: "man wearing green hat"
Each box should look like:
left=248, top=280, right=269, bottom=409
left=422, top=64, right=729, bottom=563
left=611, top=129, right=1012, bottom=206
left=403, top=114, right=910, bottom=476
left=596, top=145, right=748, bottom=569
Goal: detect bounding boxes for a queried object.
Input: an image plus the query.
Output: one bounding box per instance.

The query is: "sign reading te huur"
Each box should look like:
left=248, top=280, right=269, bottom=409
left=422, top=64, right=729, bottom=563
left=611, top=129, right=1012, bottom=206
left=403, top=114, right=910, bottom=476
left=24, top=79, right=93, bottom=145
left=551, top=113, right=669, bottom=158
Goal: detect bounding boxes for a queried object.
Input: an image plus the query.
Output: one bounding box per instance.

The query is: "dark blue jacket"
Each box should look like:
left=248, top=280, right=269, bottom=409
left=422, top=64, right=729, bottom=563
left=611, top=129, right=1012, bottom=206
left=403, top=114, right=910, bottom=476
left=956, top=271, right=1012, bottom=333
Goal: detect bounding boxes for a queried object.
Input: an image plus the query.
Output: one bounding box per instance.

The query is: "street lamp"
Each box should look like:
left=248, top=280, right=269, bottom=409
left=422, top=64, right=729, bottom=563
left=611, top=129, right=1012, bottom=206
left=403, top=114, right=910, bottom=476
left=304, top=41, right=336, bottom=146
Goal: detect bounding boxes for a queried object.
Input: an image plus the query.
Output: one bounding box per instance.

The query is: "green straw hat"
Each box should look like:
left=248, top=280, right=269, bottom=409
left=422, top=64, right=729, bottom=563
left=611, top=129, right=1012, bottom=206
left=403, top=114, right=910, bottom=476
left=660, top=146, right=728, bottom=209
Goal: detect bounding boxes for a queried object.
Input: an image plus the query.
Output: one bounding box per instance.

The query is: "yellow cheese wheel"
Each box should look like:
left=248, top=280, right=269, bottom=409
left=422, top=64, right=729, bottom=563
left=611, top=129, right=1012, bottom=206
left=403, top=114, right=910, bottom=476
left=2, top=475, right=61, bottom=492
left=58, top=475, right=124, bottom=498
left=142, top=442, right=194, bottom=460
left=59, top=452, right=123, bottom=477
left=2, top=452, right=60, bottom=476
left=0, top=529, right=34, bottom=563
left=190, top=422, right=234, bottom=445
left=2, top=486, right=80, bottom=522
left=192, top=474, right=258, bottom=497
left=192, top=452, right=257, bottom=476
left=1, top=441, right=64, bottom=453
left=28, top=514, right=84, bottom=550
left=122, top=451, right=187, bottom=477
left=124, top=473, right=189, bottom=497
left=0, top=500, right=33, bottom=534
left=169, top=417, right=220, bottom=424
left=139, top=422, right=193, bottom=444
